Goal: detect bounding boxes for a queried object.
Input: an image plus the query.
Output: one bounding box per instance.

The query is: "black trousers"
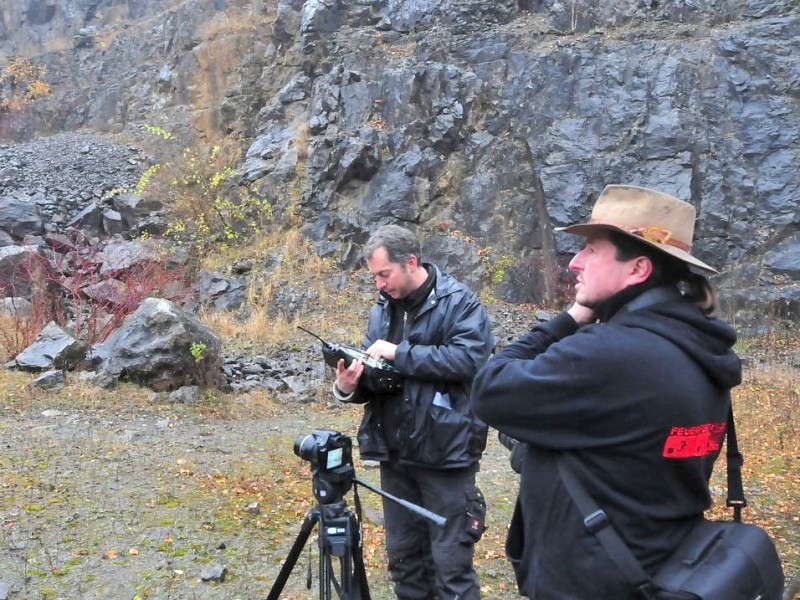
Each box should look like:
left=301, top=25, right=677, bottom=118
left=379, top=462, right=482, bottom=600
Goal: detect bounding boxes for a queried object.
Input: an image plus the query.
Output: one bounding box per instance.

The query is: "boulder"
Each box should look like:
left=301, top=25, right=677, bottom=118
left=88, top=297, right=224, bottom=391
left=11, top=321, right=87, bottom=371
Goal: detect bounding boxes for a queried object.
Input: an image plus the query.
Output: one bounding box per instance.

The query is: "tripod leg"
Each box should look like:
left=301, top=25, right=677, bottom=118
left=318, top=517, right=336, bottom=600
left=319, top=539, right=351, bottom=600
left=320, top=550, right=332, bottom=600
left=267, top=509, right=319, bottom=600
left=317, top=511, right=354, bottom=600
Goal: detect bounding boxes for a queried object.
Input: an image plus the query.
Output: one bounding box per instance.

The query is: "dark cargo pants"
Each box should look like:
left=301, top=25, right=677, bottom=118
left=379, top=462, right=483, bottom=600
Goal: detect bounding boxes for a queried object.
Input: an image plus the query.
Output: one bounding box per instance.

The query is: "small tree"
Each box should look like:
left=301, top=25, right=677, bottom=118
left=0, top=236, right=193, bottom=360
left=122, top=132, right=273, bottom=259
left=0, top=57, right=50, bottom=114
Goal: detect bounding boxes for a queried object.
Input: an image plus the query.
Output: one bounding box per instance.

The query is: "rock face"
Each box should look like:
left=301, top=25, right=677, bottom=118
left=0, top=0, right=273, bottom=140
left=1, top=0, right=799, bottom=327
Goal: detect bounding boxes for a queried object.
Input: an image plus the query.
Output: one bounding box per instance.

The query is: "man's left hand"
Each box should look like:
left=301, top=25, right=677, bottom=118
left=366, top=339, right=398, bottom=361
left=335, top=357, right=363, bottom=394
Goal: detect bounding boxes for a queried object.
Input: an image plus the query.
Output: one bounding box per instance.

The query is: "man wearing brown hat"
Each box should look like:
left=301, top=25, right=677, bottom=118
left=470, top=185, right=742, bottom=598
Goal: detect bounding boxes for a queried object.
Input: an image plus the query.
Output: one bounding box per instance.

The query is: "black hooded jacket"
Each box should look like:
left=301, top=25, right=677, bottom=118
left=470, top=286, right=742, bottom=599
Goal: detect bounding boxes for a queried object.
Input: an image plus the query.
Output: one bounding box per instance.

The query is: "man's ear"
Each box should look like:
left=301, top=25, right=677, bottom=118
left=407, top=254, right=420, bottom=270
left=629, top=256, right=653, bottom=284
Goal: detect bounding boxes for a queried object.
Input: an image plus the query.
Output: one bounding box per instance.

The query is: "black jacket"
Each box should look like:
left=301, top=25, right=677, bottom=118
left=348, top=264, right=494, bottom=469
left=470, top=286, right=742, bottom=598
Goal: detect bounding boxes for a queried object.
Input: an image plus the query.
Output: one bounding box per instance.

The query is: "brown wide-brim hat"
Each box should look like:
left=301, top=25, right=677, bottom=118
left=555, top=185, right=718, bottom=276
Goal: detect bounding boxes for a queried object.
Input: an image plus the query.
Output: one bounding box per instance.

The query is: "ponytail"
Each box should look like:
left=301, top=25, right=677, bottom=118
left=681, top=272, right=719, bottom=318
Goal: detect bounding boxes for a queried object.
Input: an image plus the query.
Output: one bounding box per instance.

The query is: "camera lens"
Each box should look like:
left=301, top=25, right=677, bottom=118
left=294, top=434, right=316, bottom=461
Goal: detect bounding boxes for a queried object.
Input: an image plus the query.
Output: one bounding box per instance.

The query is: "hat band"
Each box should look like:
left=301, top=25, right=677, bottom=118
left=588, top=219, right=691, bottom=252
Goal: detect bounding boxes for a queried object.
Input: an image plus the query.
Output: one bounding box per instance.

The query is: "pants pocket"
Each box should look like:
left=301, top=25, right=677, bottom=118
left=461, top=484, right=487, bottom=543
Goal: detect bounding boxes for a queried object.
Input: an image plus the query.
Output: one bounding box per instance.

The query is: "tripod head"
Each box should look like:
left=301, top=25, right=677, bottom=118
left=312, top=465, right=354, bottom=506
left=294, top=429, right=447, bottom=526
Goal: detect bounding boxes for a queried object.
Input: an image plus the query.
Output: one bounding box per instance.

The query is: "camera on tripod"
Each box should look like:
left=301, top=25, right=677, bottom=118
left=270, top=429, right=447, bottom=599
left=295, top=429, right=353, bottom=473
left=294, top=429, right=356, bottom=506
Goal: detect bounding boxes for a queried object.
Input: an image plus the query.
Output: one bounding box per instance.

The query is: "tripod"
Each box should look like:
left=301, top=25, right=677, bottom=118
left=267, top=473, right=446, bottom=600
left=267, top=497, right=368, bottom=600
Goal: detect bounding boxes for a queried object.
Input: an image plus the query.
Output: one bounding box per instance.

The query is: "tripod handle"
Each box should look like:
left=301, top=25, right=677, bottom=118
left=354, top=477, right=447, bottom=528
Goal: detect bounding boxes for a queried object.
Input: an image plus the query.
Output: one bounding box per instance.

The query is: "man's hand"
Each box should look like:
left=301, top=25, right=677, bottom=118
left=568, top=301, right=596, bottom=325
left=365, top=339, right=398, bottom=361
left=335, top=357, right=364, bottom=394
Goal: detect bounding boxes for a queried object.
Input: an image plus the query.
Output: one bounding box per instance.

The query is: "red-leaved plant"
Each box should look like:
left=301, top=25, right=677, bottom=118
left=0, top=233, right=193, bottom=360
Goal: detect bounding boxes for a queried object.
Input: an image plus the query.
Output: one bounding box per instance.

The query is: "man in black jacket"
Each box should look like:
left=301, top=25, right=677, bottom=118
left=470, top=185, right=742, bottom=599
left=334, top=224, right=494, bottom=599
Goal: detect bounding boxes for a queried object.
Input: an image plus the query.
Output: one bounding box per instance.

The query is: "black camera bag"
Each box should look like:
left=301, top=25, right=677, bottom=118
left=557, top=407, right=785, bottom=600
left=649, top=519, right=783, bottom=599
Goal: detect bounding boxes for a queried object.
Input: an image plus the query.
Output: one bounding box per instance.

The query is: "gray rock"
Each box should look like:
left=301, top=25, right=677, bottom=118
left=0, top=297, right=32, bottom=318
left=0, top=245, right=42, bottom=298
left=168, top=385, right=201, bottom=403
left=32, top=370, right=67, bottom=391
left=13, top=322, right=87, bottom=372
left=200, top=562, right=228, bottom=582
left=89, top=298, right=224, bottom=391
left=0, top=193, right=45, bottom=241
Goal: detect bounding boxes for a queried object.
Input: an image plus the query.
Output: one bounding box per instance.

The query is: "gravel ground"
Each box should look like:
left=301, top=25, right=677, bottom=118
left=0, top=386, right=521, bottom=600
left=1, top=131, right=794, bottom=599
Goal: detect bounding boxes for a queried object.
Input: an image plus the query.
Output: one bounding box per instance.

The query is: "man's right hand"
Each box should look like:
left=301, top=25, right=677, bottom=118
left=335, top=357, right=364, bottom=394
left=568, top=301, right=596, bottom=325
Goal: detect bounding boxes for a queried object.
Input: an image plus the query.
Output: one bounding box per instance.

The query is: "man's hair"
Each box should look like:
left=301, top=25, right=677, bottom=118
left=607, top=230, right=720, bottom=317
left=363, top=224, right=421, bottom=265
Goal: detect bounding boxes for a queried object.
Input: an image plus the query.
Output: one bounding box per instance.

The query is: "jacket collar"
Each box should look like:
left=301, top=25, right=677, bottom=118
left=377, top=263, right=452, bottom=316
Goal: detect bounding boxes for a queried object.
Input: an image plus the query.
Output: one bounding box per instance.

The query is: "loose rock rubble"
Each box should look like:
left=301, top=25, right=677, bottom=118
left=0, top=132, right=145, bottom=229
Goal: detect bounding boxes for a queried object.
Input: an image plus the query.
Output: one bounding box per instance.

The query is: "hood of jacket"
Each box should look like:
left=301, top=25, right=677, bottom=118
left=614, top=290, right=741, bottom=391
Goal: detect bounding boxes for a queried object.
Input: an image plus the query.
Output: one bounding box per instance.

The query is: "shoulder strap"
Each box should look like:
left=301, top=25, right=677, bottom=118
left=724, top=406, right=746, bottom=522
left=351, top=485, right=372, bottom=599
left=556, top=455, right=658, bottom=599
left=557, top=404, right=743, bottom=598
left=619, top=285, right=682, bottom=314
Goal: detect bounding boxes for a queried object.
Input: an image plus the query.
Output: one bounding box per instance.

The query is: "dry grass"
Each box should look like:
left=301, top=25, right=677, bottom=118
left=731, top=363, right=800, bottom=580
left=199, top=228, right=371, bottom=352
left=293, top=122, right=310, bottom=162
left=704, top=333, right=800, bottom=587
left=0, top=313, right=26, bottom=363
